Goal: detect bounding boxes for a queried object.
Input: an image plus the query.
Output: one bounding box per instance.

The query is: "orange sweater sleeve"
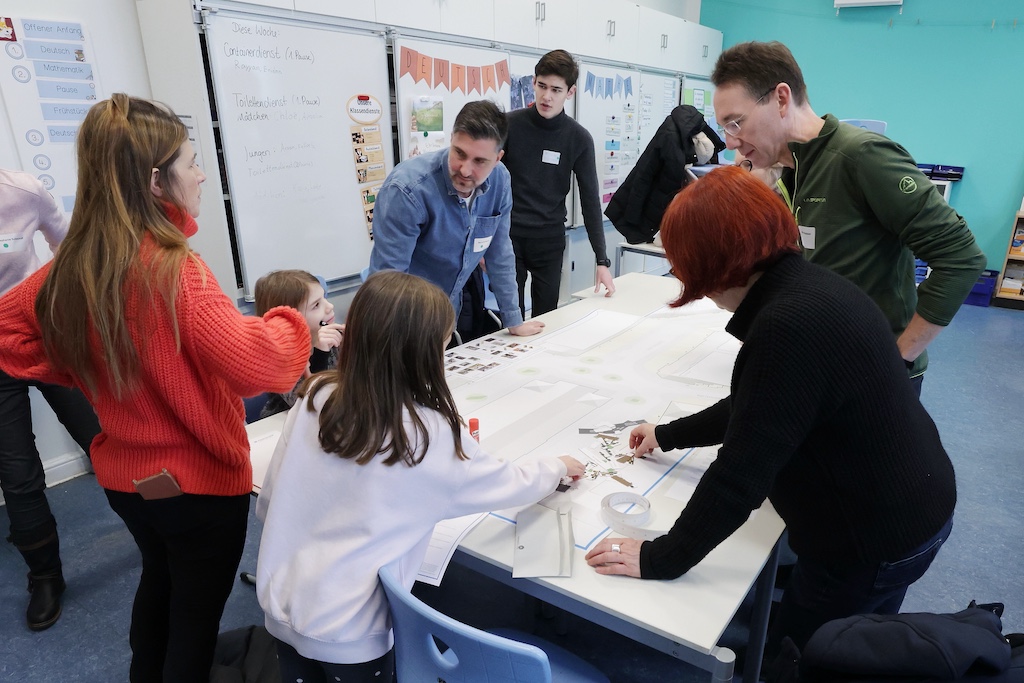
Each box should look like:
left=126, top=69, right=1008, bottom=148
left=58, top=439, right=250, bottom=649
left=176, top=256, right=311, bottom=397
left=0, top=264, right=73, bottom=386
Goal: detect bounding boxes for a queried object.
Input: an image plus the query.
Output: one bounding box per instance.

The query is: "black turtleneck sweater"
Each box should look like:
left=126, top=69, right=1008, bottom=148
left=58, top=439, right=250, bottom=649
left=503, top=105, right=607, bottom=262
left=642, top=254, right=956, bottom=579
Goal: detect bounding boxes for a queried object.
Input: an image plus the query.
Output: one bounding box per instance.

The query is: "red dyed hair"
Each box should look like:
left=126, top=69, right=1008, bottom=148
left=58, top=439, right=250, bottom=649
left=660, top=165, right=800, bottom=307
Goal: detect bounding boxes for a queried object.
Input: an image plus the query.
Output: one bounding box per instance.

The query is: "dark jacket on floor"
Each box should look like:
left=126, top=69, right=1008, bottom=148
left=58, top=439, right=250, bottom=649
left=788, top=604, right=1024, bottom=683
left=605, top=104, right=725, bottom=244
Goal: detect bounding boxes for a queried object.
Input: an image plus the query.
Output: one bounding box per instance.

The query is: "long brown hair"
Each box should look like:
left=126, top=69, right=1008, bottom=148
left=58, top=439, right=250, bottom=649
left=254, top=269, right=319, bottom=317
left=34, top=94, right=194, bottom=397
left=305, top=271, right=465, bottom=466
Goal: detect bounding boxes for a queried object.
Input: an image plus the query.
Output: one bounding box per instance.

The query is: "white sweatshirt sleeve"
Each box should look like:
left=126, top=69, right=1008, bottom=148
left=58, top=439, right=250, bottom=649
left=441, top=428, right=567, bottom=519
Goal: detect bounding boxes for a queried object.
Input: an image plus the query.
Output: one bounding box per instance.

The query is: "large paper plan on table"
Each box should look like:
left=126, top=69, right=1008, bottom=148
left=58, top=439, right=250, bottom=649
left=444, top=302, right=739, bottom=551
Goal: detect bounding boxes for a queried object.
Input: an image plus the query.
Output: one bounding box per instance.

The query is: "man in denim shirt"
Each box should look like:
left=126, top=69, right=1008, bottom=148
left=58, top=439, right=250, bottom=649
left=368, top=101, right=543, bottom=337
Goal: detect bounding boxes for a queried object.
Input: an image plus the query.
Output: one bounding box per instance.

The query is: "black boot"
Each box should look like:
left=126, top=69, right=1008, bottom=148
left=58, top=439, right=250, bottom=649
left=14, top=520, right=66, bottom=631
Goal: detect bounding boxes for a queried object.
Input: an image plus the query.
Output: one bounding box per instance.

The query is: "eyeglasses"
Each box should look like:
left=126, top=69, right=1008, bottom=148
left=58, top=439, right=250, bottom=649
left=720, top=85, right=777, bottom=137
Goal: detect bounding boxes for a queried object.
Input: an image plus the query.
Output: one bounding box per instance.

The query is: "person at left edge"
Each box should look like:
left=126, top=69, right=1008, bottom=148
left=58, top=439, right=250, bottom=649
left=0, top=94, right=311, bottom=681
left=0, top=168, right=101, bottom=631
left=367, top=100, right=544, bottom=337
left=502, top=49, right=615, bottom=317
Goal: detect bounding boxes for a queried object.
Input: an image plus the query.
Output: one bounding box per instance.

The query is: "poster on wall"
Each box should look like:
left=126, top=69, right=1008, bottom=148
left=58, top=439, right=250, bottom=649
left=393, top=38, right=511, bottom=161
left=508, top=52, right=537, bottom=113
left=683, top=77, right=720, bottom=138
left=574, top=62, right=640, bottom=225
left=0, top=16, right=103, bottom=216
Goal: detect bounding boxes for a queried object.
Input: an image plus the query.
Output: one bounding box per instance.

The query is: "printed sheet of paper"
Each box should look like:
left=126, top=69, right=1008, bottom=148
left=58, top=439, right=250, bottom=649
left=444, top=336, right=536, bottom=382
left=249, top=431, right=280, bottom=493
left=539, top=310, right=639, bottom=354
left=416, top=513, right=487, bottom=586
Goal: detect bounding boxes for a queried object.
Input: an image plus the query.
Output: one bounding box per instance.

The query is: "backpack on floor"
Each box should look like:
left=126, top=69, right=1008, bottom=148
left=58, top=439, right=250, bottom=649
left=210, top=625, right=280, bottom=683
left=769, top=602, right=1024, bottom=683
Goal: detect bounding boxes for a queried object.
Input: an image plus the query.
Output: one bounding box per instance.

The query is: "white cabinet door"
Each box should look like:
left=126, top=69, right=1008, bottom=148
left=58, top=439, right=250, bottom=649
left=494, top=0, right=542, bottom=47
left=636, top=6, right=690, bottom=70
left=679, top=21, right=722, bottom=77
left=576, top=0, right=639, bottom=63
left=537, top=0, right=578, bottom=53
left=376, top=0, right=442, bottom=32
left=294, top=0, right=373, bottom=21
left=441, top=0, right=494, bottom=40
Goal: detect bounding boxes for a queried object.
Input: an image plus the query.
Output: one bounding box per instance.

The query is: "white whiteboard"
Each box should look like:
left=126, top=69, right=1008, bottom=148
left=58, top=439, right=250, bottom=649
left=638, top=72, right=680, bottom=156
left=393, top=37, right=510, bottom=162
left=573, top=62, right=640, bottom=226
left=205, top=13, right=393, bottom=295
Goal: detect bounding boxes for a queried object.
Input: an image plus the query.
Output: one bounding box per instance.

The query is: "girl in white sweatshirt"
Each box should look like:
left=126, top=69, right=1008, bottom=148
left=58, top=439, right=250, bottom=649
left=256, top=270, right=584, bottom=683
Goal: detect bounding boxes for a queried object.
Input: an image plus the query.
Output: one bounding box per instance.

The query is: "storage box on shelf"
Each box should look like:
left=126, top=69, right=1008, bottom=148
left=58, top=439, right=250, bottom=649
left=993, top=210, right=1024, bottom=309
left=966, top=270, right=998, bottom=307
left=916, top=258, right=994, bottom=307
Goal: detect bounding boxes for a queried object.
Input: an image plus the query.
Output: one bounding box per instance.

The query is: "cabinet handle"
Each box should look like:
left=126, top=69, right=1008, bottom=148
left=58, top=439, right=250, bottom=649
left=703, top=45, right=709, bottom=57
left=606, top=20, right=612, bottom=36
left=661, top=34, right=668, bottom=49
left=541, top=2, right=546, bottom=21
left=611, top=20, right=616, bottom=36
left=535, top=1, right=540, bottom=21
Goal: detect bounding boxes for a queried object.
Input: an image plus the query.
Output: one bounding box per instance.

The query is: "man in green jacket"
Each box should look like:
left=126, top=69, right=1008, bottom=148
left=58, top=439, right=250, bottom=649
left=711, top=41, right=985, bottom=393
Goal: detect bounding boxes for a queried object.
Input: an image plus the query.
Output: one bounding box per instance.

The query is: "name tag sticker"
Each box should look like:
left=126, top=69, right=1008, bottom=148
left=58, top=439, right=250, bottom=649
left=0, top=234, right=29, bottom=252
left=542, top=150, right=560, bottom=165
left=798, top=225, right=816, bottom=250
left=473, top=236, right=493, bottom=252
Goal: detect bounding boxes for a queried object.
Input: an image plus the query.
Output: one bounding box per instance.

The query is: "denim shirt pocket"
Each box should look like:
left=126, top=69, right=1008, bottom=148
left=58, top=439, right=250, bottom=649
left=472, top=214, right=502, bottom=238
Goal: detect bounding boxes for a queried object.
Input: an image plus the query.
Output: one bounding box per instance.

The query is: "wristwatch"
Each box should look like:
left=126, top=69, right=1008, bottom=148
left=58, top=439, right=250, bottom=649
left=596, top=258, right=611, bottom=268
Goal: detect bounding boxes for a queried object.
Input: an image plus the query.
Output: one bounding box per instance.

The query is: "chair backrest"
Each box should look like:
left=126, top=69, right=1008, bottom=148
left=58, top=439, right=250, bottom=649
left=378, top=565, right=552, bottom=683
left=242, top=393, right=270, bottom=424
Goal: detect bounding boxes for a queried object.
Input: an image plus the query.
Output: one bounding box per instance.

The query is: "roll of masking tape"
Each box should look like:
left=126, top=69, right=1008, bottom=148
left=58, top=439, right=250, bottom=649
left=600, top=492, right=665, bottom=542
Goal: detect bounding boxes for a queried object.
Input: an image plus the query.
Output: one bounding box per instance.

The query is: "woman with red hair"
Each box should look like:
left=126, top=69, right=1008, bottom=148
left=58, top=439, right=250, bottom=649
left=585, top=166, right=955, bottom=665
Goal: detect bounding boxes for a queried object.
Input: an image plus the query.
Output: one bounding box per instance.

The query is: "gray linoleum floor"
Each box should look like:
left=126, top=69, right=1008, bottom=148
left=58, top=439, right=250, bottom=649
left=0, top=301, right=1021, bottom=682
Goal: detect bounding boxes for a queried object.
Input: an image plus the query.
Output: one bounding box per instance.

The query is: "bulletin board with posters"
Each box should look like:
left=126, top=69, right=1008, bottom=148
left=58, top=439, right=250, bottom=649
left=572, top=62, right=641, bottom=226
left=393, top=37, right=511, bottom=162
left=683, top=77, right=720, bottom=142
left=204, top=10, right=393, bottom=296
left=0, top=15, right=103, bottom=216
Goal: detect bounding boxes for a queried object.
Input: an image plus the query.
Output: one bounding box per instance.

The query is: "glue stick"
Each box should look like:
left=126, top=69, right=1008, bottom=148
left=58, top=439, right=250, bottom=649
left=469, top=418, right=480, bottom=442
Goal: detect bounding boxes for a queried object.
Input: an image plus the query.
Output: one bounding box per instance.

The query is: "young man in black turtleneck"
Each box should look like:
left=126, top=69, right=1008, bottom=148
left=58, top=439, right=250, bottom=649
left=503, top=49, right=615, bottom=317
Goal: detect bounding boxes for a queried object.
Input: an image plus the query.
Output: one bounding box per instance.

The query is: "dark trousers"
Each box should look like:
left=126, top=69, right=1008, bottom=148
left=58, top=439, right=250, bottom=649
left=105, top=490, right=250, bottom=683
left=910, top=373, right=924, bottom=398
left=0, top=368, right=99, bottom=544
left=276, top=639, right=395, bottom=683
left=512, top=233, right=566, bottom=318
left=766, top=515, right=953, bottom=666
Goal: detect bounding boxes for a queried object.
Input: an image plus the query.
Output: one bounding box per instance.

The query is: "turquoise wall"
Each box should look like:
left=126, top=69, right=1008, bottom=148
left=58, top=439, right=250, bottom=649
left=699, top=0, right=1024, bottom=270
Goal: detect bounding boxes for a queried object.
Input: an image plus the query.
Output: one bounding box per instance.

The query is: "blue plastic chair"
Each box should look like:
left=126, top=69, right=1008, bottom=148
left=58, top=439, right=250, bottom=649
left=378, top=565, right=608, bottom=683
left=482, top=269, right=532, bottom=323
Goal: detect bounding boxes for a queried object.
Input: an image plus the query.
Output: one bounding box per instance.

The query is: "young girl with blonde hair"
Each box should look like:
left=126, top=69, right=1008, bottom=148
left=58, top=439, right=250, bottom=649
left=253, top=269, right=344, bottom=418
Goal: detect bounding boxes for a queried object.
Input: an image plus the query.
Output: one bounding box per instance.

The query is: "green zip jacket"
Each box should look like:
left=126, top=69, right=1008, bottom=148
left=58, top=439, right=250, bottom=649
left=779, top=114, right=986, bottom=376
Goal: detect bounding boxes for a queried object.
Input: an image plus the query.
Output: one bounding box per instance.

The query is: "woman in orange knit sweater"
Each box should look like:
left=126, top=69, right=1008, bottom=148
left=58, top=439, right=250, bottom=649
left=0, top=94, right=311, bottom=681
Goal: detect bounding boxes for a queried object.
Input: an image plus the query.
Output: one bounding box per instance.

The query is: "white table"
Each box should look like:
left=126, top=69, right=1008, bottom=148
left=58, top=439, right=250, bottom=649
left=614, top=241, right=668, bottom=277
left=247, top=273, right=784, bottom=683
